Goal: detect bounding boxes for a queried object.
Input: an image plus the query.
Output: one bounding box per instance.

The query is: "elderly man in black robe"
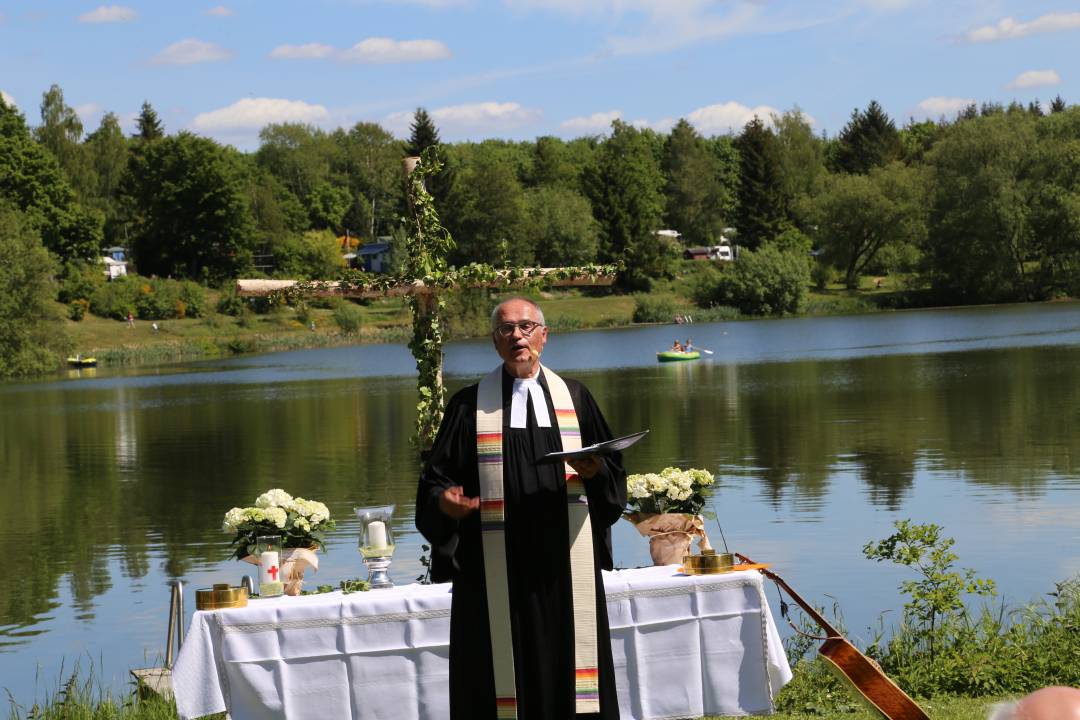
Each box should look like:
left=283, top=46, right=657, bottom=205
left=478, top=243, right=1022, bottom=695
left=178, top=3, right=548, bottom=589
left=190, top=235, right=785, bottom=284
left=416, top=297, right=626, bottom=720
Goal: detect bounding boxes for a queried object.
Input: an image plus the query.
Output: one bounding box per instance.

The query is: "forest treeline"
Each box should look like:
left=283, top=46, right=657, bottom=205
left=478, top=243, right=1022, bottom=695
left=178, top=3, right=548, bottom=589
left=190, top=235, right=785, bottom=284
left=2, top=85, right=1080, bottom=377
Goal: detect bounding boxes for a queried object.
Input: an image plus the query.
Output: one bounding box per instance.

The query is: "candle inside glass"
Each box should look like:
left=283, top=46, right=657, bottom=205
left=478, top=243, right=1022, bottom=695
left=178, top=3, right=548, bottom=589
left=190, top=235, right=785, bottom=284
left=258, top=550, right=283, bottom=596
left=368, top=521, right=388, bottom=549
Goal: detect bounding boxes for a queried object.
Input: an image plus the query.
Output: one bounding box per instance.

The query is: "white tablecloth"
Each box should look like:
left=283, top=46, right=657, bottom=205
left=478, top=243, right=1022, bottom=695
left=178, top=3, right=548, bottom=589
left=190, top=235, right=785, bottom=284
left=173, top=566, right=792, bottom=720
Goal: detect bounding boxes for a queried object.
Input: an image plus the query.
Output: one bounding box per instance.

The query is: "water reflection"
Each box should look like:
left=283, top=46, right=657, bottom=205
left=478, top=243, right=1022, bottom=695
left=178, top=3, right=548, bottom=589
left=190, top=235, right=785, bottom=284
left=0, top=303, right=1079, bottom=706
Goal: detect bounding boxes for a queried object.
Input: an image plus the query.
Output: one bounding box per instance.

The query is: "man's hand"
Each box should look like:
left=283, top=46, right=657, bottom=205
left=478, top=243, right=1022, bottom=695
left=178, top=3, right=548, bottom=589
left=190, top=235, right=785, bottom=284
left=567, top=455, right=603, bottom=480
left=439, top=486, right=479, bottom=519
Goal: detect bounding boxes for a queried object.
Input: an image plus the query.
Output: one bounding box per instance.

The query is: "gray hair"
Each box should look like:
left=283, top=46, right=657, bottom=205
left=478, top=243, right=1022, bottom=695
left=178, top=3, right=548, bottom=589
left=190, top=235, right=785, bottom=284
left=490, top=297, right=545, bottom=330
left=987, top=701, right=1019, bottom=720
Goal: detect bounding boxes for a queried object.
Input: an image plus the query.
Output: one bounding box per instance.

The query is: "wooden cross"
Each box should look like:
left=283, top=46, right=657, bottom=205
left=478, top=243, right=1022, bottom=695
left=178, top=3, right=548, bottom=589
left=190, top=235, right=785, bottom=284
left=237, top=150, right=616, bottom=451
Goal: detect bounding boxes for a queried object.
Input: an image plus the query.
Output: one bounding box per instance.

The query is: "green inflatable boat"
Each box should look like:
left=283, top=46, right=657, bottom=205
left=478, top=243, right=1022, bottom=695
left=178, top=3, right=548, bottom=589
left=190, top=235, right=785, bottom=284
left=656, top=350, right=700, bottom=362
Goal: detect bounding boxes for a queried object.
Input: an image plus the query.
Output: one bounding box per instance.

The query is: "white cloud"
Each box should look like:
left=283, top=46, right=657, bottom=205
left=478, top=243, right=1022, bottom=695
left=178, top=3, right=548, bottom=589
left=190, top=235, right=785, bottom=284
left=150, top=39, right=232, bottom=65
left=338, top=38, right=451, bottom=63
left=965, top=12, right=1080, bottom=43
left=79, top=5, right=137, bottom=23
left=191, top=98, right=329, bottom=131
left=386, top=102, right=540, bottom=137
left=206, top=5, right=234, bottom=17
left=1, top=90, right=15, bottom=107
left=559, top=110, right=622, bottom=134
left=270, top=43, right=336, bottom=60
left=685, top=101, right=781, bottom=135
left=74, top=102, right=103, bottom=122
left=1006, top=69, right=1061, bottom=90
left=914, top=96, right=975, bottom=118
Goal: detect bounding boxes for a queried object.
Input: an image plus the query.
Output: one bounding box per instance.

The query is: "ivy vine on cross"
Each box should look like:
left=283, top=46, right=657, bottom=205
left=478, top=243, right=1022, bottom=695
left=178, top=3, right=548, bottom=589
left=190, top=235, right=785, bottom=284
left=237, top=148, right=618, bottom=451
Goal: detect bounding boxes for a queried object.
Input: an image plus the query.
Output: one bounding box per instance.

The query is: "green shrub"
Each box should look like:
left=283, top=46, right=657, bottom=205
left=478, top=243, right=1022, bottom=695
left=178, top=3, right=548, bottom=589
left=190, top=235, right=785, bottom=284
left=178, top=281, right=206, bottom=318
left=134, top=278, right=179, bottom=320
left=443, top=288, right=491, bottom=339
left=332, top=300, right=363, bottom=335
left=68, top=298, right=89, bottom=321
left=89, top=275, right=138, bottom=320
left=693, top=245, right=810, bottom=316
left=777, top=521, right=1080, bottom=714
left=216, top=286, right=246, bottom=316
left=58, top=262, right=105, bottom=304
left=632, top=294, right=683, bottom=323
left=690, top=305, right=741, bottom=323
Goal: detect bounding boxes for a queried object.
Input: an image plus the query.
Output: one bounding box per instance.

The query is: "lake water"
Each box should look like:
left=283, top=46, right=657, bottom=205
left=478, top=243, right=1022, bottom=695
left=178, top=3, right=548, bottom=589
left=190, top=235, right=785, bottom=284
left=2, top=302, right=1079, bottom=707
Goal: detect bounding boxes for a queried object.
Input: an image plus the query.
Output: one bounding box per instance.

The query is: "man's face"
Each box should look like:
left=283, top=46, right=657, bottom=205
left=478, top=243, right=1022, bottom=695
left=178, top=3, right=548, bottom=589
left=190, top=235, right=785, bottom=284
left=492, top=299, right=548, bottom=378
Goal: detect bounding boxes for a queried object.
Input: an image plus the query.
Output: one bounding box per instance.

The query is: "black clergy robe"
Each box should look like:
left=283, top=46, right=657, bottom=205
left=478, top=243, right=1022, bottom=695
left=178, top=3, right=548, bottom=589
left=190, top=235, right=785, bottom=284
left=416, top=367, right=627, bottom=720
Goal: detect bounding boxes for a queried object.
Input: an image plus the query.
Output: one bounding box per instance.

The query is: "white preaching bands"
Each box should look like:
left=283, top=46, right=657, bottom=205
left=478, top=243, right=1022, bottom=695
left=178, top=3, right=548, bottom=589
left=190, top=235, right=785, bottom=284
left=509, top=377, right=551, bottom=429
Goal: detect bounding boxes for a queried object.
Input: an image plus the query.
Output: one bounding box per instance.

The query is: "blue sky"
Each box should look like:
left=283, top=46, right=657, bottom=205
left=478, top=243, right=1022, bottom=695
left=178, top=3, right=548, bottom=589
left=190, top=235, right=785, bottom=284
left=0, top=1, right=1075, bottom=149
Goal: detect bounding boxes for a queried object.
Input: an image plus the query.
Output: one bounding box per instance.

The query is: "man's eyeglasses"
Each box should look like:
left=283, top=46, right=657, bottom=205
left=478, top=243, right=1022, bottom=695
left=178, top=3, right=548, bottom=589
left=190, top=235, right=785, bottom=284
left=494, top=321, right=544, bottom=338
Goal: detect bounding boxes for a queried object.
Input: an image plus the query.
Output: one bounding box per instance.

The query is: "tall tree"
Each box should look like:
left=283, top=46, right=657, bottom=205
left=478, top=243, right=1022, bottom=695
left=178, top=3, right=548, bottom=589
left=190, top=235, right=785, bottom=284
left=337, top=121, right=404, bottom=239
left=529, top=136, right=577, bottom=189
left=772, top=109, right=825, bottom=227
left=832, top=100, right=904, bottom=174
left=84, top=112, right=130, bottom=245
left=136, top=101, right=164, bottom=142
left=0, top=205, right=69, bottom=378
left=445, top=144, right=530, bottom=266
left=583, top=120, right=668, bottom=290
left=86, top=113, right=128, bottom=200
left=811, top=161, right=928, bottom=288
left=121, top=132, right=257, bottom=280
left=405, top=107, right=453, bottom=211
left=661, top=119, right=725, bottom=245
left=734, top=116, right=787, bottom=249
left=924, top=112, right=1039, bottom=303
left=1050, top=95, right=1067, bottom=114
left=523, top=186, right=599, bottom=266
left=406, top=108, right=440, bottom=157
left=34, top=84, right=95, bottom=199
left=0, top=100, right=101, bottom=261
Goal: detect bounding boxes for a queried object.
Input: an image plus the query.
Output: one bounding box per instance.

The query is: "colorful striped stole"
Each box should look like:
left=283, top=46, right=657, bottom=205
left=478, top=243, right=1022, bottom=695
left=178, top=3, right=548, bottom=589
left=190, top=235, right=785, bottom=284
left=476, top=364, right=600, bottom=718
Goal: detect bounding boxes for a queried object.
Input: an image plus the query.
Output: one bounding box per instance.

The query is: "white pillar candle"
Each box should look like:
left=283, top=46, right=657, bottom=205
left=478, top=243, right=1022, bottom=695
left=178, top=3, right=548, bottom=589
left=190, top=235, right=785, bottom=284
left=259, top=550, right=280, bottom=585
left=367, top=520, right=388, bottom=550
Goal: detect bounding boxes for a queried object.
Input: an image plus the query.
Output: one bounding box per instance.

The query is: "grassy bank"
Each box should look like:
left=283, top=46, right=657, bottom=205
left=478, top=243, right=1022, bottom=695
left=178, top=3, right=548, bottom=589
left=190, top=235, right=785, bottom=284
left=59, top=278, right=909, bottom=372
left=58, top=289, right=638, bottom=370
left=1, top=668, right=1011, bottom=720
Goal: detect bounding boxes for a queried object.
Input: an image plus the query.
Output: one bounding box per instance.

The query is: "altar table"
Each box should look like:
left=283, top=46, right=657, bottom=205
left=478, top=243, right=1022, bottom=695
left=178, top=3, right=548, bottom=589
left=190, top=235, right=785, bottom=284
left=172, top=565, right=792, bottom=719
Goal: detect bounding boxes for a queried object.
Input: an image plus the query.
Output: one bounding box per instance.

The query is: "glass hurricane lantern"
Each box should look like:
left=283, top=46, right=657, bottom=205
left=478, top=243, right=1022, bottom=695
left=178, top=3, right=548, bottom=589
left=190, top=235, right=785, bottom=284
left=354, top=504, right=396, bottom=589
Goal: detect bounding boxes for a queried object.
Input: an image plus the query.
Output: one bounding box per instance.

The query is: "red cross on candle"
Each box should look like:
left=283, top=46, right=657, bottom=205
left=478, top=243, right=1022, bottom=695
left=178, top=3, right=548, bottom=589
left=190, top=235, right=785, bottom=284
left=268, top=565, right=279, bottom=580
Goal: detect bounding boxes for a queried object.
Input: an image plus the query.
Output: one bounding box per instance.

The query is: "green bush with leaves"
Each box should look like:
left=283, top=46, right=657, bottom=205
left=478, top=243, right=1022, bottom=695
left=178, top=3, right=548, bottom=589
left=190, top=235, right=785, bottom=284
left=693, top=245, right=810, bottom=315
left=89, top=275, right=206, bottom=320
left=68, top=298, right=89, bottom=321
left=777, top=521, right=1080, bottom=713
left=331, top=299, right=363, bottom=335
left=864, top=520, right=997, bottom=661
left=216, top=285, right=246, bottom=316
left=442, top=288, right=491, bottom=339
left=631, top=293, right=682, bottom=323
left=57, top=261, right=105, bottom=304
left=89, top=274, right=137, bottom=320
left=0, top=206, right=69, bottom=378
left=178, top=281, right=206, bottom=318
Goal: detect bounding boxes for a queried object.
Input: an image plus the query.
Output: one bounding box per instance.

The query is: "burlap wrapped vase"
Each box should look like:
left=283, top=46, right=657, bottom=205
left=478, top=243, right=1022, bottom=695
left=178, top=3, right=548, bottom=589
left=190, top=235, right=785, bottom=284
left=625, top=513, right=712, bottom=566
left=244, top=546, right=319, bottom=596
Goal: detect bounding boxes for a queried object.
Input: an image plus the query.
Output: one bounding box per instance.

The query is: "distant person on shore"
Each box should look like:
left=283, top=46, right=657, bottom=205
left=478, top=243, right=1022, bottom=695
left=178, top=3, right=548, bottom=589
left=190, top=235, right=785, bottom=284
left=989, top=686, right=1080, bottom=720
left=152, top=322, right=159, bottom=333
left=127, top=311, right=135, bottom=328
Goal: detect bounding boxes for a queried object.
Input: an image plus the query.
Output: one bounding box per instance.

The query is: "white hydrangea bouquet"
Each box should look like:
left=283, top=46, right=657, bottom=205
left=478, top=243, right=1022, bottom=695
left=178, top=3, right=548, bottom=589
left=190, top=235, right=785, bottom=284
left=223, top=489, right=336, bottom=595
left=625, top=468, right=716, bottom=566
